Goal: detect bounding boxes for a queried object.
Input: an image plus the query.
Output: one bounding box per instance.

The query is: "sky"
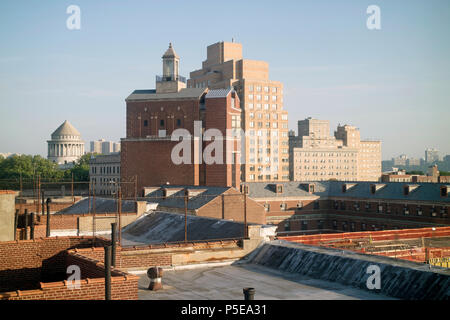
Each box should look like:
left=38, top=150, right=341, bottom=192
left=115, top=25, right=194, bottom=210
left=0, top=0, right=449, bottom=160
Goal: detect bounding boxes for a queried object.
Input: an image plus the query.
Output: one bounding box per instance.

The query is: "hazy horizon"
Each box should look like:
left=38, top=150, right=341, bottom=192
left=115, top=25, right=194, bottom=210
left=1, top=0, right=449, bottom=160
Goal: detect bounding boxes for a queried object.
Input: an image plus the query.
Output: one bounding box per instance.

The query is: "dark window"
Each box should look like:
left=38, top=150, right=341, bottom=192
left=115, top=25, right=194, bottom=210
left=284, top=220, right=290, bottom=232
left=361, top=223, right=366, bottom=231
left=350, top=222, right=355, bottom=232
left=342, top=222, right=348, bottom=232
left=160, top=119, right=165, bottom=127
left=176, top=119, right=181, bottom=127
left=301, top=221, right=308, bottom=231
left=318, top=220, right=324, bottom=230
left=313, top=201, right=319, bottom=210
left=143, top=120, right=148, bottom=127
left=332, top=220, right=338, bottom=230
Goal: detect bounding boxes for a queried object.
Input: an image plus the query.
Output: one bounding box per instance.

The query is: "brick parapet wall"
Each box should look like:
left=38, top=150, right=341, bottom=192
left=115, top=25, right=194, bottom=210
left=0, top=237, right=138, bottom=300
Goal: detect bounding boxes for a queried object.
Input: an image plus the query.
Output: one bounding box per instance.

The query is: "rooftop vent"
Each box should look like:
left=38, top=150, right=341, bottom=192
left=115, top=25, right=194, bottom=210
left=269, top=184, right=283, bottom=194
left=163, top=187, right=184, bottom=199
left=370, top=184, right=386, bottom=194
left=300, top=183, right=315, bottom=193
left=185, top=188, right=207, bottom=199
left=403, top=184, right=420, bottom=196
left=342, top=183, right=357, bottom=193
left=441, top=186, right=449, bottom=197
left=143, top=187, right=160, bottom=197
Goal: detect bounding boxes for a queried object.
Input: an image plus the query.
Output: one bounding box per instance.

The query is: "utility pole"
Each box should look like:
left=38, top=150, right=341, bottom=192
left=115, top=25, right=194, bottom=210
left=184, top=191, right=188, bottom=243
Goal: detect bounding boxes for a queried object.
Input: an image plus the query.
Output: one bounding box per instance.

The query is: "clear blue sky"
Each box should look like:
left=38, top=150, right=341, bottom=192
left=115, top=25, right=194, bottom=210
left=1, top=0, right=449, bottom=160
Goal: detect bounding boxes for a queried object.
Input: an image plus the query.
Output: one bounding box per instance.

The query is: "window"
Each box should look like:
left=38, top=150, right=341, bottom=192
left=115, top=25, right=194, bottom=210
left=231, top=115, right=241, bottom=129
left=318, top=220, right=324, bottom=230
left=176, top=119, right=181, bottom=127
left=280, top=203, right=287, bottom=211
left=143, top=120, right=148, bottom=127
left=313, top=201, right=319, bottom=210
left=160, top=119, right=165, bottom=127
left=301, top=221, right=308, bottom=231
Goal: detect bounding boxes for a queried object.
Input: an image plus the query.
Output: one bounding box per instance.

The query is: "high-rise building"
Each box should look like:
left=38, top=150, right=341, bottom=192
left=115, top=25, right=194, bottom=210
left=90, top=139, right=121, bottom=155
left=188, top=41, right=289, bottom=182
left=392, top=154, right=408, bottom=166
left=289, top=118, right=381, bottom=181
left=425, top=148, right=440, bottom=163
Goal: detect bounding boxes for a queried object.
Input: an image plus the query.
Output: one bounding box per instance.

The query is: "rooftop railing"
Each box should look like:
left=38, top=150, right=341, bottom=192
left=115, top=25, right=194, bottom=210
left=156, top=75, right=187, bottom=83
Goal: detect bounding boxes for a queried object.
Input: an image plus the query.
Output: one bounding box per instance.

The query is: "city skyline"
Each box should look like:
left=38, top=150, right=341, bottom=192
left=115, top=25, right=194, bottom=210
left=1, top=0, right=449, bottom=160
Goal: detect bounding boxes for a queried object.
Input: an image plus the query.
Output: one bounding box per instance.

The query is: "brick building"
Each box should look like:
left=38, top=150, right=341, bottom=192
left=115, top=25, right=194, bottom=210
left=142, top=185, right=266, bottom=225
left=241, top=181, right=449, bottom=235
left=121, top=44, right=242, bottom=193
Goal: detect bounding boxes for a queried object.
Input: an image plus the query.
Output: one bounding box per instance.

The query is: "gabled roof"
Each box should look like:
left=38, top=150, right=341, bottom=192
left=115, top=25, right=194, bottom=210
left=242, top=182, right=321, bottom=199
left=143, top=185, right=231, bottom=210
left=205, top=88, right=233, bottom=98
left=242, top=181, right=450, bottom=203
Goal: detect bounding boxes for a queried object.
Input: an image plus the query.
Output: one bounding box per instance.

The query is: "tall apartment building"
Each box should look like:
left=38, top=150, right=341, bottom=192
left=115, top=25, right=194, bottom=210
left=89, top=153, right=121, bottom=196
left=289, top=118, right=382, bottom=181
left=425, top=148, right=440, bottom=163
left=188, top=41, right=289, bottom=182
left=90, top=139, right=121, bottom=155
left=121, top=44, right=242, bottom=193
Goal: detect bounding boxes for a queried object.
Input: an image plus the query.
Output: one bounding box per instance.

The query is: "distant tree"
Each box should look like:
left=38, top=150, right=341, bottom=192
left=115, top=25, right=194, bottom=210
left=406, top=170, right=424, bottom=175
left=0, top=154, right=63, bottom=180
left=440, top=171, right=450, bottom=176
left=64, top=153, right=100, bottom=181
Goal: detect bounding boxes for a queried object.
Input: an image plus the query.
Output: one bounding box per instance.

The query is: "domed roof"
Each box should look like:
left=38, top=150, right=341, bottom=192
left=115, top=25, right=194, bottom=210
left=51, top=120, right=81, bottom=139
left=162, top=43, right=179, bottom=59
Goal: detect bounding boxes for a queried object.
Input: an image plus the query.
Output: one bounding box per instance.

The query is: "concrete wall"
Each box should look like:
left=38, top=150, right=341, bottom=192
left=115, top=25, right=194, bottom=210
left=0, top=191, right=17, bottom=242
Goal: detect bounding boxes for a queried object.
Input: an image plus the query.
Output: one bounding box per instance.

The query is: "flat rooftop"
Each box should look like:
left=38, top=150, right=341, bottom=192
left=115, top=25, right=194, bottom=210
left=137, top=263, right=394, bottom=300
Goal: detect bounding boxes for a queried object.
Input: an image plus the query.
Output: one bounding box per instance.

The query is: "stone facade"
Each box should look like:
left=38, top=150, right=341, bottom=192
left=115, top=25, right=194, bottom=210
left=47, top=120, right=85, bottom=165
left=289, top=118, right=381, bottom=182
left=89, top=153, right=121, bottom=196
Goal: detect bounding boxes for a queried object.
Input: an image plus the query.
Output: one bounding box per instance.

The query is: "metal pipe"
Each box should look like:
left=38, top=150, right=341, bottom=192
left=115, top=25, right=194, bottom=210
left=71, top=173, right=74, bottom=203
left=111, top=223, right=117, bottom=267
left=30, top=212, right=35, bottom=240
left=41, top=190, right=45, bottom=218
left=184, top=193, right=188, bottom=243
left=244, top=193, right=248, bottom=238
left=118, top=187, right=122, bottom=246
left=243, top=287, right=255, bottom=300
left=104, top=245, right=112, bottom=300
left=24, top=209, right=29, bottom=240
left=14, top=209, right=19, bottom=241
left=46, top=198, right=51, bottom=237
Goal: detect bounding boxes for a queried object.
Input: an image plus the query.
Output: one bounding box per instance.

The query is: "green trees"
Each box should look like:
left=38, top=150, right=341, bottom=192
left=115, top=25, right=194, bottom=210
left=0, top=154, right=98, bottom=182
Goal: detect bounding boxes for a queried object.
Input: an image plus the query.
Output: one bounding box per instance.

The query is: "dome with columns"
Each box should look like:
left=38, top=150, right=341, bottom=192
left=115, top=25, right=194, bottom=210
left=47, top=120, right=85, bottom=165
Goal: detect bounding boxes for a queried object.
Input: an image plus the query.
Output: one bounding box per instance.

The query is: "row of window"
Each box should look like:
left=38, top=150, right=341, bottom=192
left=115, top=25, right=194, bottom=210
left=248, top=103, right=279, bottom=110
left=91, top=166, right=120, bottom=175
left=248, top=174, right=290, bottom=181
left=333, top=201, right=448, bottom=218
left=248, top=85, right=278, bottom=93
